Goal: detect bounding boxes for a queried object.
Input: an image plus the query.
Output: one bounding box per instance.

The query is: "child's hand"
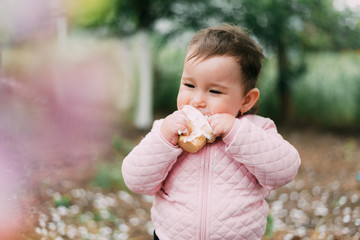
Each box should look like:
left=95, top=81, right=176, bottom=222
left=161, top=110, right=190, bottom=146
left=208, top=113, right=236, bottom=138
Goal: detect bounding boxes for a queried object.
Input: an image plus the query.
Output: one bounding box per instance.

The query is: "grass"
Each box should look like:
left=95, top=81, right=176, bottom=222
left=91, top=136, right=134, bottom=192
left=291, top=52, right=360, bottom=127
left=91, top=159, right=129, bottom=191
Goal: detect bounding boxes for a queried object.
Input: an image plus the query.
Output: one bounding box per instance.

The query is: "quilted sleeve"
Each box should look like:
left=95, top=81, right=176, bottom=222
left=222, top=115, right=300, bottom=190
left=121, top=119, right=183, bottom=195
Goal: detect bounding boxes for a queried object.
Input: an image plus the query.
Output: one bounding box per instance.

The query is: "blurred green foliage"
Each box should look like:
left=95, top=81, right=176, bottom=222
left=154, top=45, right=186, bottom=114
left=91, top=137, right=135, bottom=191
left=53, top=194, right=72, bottom=208
left=265, top=213, right=274, bottom=238
left=112, top=137, right=135, bottom=156
left=66, top=0, right=115, bottom=27
left=67, top=0, right=206, bottom=35
left=291, top=52, right=360, bottom=128
left=229, top=0, right=360, bottom=119
left=91, top=159, right=129, bottom=191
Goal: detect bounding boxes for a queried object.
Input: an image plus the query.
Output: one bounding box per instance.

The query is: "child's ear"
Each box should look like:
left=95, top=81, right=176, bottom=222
left=241, top=88, right=260, bottom=113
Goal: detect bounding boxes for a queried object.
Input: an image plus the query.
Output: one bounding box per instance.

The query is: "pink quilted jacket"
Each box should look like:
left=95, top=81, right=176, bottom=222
left=122, top=115, right=300, bottom=240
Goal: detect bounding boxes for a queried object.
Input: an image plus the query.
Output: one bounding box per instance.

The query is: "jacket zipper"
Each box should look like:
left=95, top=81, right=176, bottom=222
left=200, top=146, right=210, bottom=240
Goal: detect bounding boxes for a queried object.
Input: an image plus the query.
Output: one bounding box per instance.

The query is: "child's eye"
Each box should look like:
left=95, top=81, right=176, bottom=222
left=185, top=83, right=195, bottom=88
left=210, top=89, right=222, bottom=94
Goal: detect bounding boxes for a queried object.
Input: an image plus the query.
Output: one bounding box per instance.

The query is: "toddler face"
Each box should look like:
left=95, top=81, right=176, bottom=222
left=177, top=54, right=246, bottom=117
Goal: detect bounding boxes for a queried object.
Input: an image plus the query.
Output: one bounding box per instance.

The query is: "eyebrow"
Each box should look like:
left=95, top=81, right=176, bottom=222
left=182, top=76, right=229, bottom=90
left=211, top=83, right=229, bottom=90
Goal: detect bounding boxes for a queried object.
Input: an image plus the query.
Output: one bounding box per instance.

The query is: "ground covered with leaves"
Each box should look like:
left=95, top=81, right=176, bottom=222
left=22, top=127, right=360, bottom=240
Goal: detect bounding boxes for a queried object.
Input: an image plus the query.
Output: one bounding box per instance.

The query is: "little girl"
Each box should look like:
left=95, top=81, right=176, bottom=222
left=122, top=24, right=300, bottom=240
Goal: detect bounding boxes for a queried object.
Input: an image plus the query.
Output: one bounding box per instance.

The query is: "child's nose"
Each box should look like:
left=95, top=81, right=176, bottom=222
left=191, top=92, right=207, bottom=108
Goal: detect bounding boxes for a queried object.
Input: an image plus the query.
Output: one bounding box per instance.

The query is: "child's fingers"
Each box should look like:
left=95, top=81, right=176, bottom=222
left=208, top=114, right=221, bottom=128
left=208, top=115, right=222, bottom=137
left=173, top=110, right=190, bottom=135
left=208, top=113, right=234, bottom=137
left=208, top=114, right=217, bottom=123
left=177, top=119, right=190, bottom=135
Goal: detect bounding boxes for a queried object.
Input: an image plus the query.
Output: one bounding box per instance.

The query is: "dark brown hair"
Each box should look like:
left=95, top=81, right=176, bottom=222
left=187, top=24, right=264, bottom=114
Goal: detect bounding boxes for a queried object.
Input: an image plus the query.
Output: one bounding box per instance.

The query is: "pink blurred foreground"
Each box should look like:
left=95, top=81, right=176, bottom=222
left=1, top=1, right=130, bottom=237
left=0, top=50, right=121, bottom=237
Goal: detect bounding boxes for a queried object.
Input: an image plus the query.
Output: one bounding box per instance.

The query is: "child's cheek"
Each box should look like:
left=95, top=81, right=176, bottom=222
left=177, top=103, right=184, bottom=110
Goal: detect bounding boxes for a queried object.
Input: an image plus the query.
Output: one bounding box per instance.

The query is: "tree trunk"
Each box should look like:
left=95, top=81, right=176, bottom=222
left=277, top=42, right=292, bottom=122
left=134, top=30, right=153, bottom=129
left=52, top=0, right=67, bottom=45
